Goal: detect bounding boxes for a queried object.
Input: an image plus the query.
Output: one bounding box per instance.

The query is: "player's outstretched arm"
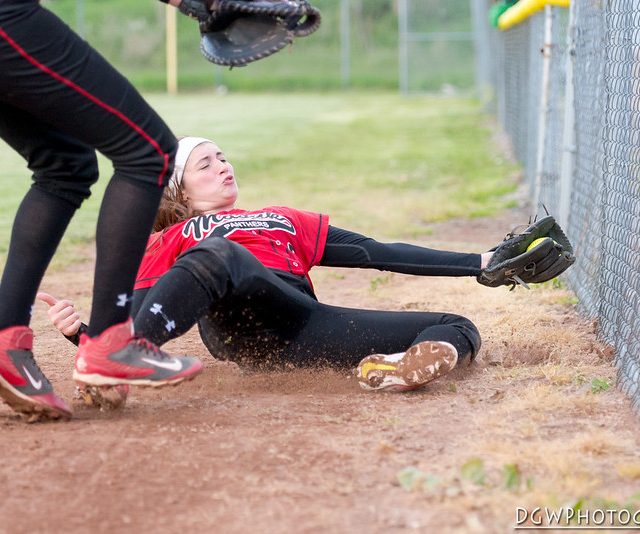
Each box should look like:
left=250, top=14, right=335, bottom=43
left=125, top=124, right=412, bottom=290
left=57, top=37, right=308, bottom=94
left=320, top=226, right=484, bottom=277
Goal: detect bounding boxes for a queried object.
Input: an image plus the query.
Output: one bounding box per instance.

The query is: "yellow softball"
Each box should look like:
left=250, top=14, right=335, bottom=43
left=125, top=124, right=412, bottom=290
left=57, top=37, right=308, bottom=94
left=526, top=237, right=552, bottom=252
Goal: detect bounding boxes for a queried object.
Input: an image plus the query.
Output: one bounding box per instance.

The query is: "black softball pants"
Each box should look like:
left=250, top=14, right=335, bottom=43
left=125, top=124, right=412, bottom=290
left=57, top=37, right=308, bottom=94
left=0, top=1, right=177, bottom=332
left=133, top=238, right=482, bottom=369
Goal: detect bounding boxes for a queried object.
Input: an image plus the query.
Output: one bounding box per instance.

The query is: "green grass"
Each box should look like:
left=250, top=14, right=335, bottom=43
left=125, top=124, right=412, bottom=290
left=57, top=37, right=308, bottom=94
left=0, top=92, right=518, bottom=269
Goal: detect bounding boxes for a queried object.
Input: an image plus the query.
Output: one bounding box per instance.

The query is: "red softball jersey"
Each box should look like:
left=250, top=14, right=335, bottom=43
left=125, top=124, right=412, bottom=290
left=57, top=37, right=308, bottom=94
left=135, top=206, right=330, bottom=290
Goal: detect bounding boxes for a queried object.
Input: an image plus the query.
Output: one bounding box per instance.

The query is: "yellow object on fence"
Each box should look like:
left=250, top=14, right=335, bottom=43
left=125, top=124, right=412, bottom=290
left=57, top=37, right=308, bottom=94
left=498, top=0, right=570, bottom=30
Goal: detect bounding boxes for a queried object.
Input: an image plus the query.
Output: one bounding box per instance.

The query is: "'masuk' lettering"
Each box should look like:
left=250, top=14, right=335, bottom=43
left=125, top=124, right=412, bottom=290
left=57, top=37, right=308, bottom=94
left=182, top=212, right=296, bottom=241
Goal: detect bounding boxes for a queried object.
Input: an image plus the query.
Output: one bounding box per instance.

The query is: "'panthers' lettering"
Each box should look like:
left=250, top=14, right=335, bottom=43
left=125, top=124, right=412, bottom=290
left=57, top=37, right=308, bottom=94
left=182, top=212, right=296, bottom=241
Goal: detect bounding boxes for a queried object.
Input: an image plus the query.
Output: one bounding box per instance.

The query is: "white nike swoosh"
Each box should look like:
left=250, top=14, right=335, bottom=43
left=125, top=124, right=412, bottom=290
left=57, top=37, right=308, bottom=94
left=23, top=366, right=42, bottom=390
left=140, top=357, right=183, bottom=372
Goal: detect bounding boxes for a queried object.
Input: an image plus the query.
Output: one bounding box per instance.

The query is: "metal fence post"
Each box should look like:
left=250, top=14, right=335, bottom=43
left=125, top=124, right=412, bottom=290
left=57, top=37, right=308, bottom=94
left=76, top=0, right=85, bottom=38
left=165, top=4, right=178, bottom=95
left=533, top=6, right=554, bottom=209
left=398, top=0, right=409, bottom=95
left=340, top=0, right=351, bottom=88
left=471, top=0, right=490, bottom=102
left=558, top=0, right=576, bottom=229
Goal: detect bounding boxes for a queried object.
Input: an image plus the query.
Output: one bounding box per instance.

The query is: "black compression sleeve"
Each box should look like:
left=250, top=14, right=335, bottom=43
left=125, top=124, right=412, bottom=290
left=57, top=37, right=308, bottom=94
left=64, top=322, right=88, bottom=347
left=319, top=226, right=481, bottom=277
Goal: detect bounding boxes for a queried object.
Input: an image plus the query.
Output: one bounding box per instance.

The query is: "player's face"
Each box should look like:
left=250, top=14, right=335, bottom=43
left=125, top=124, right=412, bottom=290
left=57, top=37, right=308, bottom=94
left=182, top=142, right=238, bottom=213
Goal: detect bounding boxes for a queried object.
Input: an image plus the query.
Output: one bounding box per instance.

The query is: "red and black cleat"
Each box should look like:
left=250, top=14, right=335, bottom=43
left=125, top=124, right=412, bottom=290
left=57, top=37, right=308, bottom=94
left=73, top=319, right=203, bottom=388
left=0, top=326, right=71, bottom=422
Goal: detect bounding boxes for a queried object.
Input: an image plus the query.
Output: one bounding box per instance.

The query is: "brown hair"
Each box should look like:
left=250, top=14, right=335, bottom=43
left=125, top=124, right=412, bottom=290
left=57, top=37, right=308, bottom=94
left=146, top=185, right=203, bottom=253
left=152, top=184, right=203, bottom=233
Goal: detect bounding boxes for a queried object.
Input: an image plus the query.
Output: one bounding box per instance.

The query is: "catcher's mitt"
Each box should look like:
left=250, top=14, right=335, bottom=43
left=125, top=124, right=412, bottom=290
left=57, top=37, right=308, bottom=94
left=197, top=0, right=322, bottom=67
left=477, top=215, right=576, bottom=289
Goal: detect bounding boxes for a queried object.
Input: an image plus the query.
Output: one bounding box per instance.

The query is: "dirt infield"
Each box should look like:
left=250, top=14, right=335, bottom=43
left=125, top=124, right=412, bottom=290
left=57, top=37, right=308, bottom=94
left=1, top=208, right=638, bottom=534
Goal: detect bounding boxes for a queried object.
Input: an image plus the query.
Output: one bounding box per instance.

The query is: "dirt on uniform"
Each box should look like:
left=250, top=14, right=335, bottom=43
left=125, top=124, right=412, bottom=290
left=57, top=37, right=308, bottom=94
left=1, top=208, right=638, bottom=534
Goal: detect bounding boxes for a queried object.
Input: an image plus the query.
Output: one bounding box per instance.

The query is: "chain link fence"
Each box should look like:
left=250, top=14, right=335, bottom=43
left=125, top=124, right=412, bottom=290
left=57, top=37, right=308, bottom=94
left=399, top=0, right=475, bottom=93
left=475, top=0, right=640, bottom=412
left=46, top=0, right=475, bottom=93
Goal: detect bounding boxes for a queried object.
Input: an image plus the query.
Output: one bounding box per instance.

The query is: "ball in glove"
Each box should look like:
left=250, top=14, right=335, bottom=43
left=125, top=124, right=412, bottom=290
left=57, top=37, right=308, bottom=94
left=478, top=215, right=576, bottom=289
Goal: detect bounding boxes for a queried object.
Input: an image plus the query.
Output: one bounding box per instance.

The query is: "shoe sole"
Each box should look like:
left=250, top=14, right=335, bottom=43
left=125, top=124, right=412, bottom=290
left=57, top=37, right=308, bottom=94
left=357, top=341, right=458, bottom=392
left=74, top=384, right=129, bottom=411
left=72, top=366, right=203, bottom=389
left=0, top=375, right=71, bottom=422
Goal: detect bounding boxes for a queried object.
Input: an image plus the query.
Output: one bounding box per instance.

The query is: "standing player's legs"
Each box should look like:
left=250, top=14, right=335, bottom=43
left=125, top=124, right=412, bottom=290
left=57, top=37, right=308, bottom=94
left=0, top=2, right=201, bottom=416
left=0, top=3, right=173, bottom=335
left=0, top=104, right=95, bottom=419
left=0, top=105, right=98, bottom=330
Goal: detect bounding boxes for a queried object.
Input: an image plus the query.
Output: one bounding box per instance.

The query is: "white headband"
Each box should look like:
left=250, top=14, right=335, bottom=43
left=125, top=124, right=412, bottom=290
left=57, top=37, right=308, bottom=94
left=168, top=136, right=212, bottom=193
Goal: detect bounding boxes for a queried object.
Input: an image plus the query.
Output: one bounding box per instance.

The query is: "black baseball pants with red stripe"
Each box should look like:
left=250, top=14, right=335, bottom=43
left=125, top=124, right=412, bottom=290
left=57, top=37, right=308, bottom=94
left=0, top=1, right=177, bottom=334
